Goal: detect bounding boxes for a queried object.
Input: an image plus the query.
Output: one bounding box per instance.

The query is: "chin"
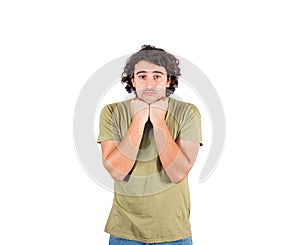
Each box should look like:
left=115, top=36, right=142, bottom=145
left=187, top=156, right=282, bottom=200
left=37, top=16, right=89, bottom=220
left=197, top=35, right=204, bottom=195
left=142, top=98, right=156, bottom=104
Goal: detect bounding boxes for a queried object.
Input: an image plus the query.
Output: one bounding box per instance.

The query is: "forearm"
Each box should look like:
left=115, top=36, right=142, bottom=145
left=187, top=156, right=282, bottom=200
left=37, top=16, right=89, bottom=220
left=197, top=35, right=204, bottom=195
left=104, top=117, right=145, bottom=181
left=152, top=121, right=191, bottom=183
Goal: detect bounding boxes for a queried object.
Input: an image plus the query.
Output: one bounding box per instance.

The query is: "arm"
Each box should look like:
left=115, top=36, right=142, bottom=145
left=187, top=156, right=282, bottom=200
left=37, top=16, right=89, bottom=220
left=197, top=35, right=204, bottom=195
left=99, top=99, right=149, bottom=181
left=152, top=121, right=200, bottom=183
left=150, top=98, right=201, bottom=183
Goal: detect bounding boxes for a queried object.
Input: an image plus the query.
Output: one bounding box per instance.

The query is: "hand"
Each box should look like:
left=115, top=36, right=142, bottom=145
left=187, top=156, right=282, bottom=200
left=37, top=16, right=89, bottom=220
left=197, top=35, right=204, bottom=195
left=131, top=98, right=149, bottom=125
left=149, top=97, right=169, bottom=125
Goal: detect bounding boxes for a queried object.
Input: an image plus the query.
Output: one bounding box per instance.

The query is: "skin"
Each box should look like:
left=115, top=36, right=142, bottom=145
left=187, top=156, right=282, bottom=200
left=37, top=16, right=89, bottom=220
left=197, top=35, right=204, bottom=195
left=132, top=60, right=170, bottom=104
left=100, top=61, right=200, bottom=183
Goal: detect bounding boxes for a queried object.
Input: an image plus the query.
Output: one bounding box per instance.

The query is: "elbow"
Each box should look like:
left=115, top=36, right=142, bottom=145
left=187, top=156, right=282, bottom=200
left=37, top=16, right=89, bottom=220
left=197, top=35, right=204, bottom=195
left=167, top=160, right=191, bottom=184
left=106, top=167, right=127, bottom=182
left=175, top=175, right=187, bottom=184
left=172, top=161, right=194, bottom=184
left=170, top=173, right=187, bottom=184
left=110, top=172, right=126, bottom=182
left=103, top=159, right=126, bottom=182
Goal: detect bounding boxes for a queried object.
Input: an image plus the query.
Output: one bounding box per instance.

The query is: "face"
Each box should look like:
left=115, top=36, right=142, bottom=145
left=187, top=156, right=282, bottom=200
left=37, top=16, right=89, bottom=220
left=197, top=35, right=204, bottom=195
left=131, top=60, right=171, bottom=104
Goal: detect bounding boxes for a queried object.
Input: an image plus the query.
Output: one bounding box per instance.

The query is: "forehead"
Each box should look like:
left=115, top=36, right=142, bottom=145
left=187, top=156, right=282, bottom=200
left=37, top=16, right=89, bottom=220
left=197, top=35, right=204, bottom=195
left=134, top=60, right=166, bottom=73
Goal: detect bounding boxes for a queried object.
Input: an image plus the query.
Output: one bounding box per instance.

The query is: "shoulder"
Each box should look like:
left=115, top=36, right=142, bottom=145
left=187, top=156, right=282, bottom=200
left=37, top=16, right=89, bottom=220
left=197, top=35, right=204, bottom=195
left=101, top=99, right=131, bottom=113
left=169, top=97, right=200, bottom=114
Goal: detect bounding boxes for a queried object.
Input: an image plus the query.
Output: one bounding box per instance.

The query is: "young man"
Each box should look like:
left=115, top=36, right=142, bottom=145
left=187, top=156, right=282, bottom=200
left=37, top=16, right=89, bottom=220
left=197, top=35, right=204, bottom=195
left=97, top=45, right=203, bottom=244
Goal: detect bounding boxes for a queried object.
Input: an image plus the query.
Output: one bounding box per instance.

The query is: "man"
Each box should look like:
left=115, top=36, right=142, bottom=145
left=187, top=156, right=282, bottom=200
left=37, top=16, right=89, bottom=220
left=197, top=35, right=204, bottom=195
left=97, top=45, right=203, bottom=244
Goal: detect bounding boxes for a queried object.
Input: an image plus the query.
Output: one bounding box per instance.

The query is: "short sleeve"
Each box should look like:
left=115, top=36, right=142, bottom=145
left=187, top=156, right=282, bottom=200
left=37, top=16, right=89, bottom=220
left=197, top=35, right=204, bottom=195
left=178, top=104, right=203, bottom=146
left=97, top=104, right=121, bottom=143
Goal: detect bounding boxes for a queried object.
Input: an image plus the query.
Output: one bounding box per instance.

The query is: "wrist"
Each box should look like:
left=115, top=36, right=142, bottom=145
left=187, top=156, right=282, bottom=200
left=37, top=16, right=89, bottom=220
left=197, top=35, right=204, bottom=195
left=151, top=120, right=167, bottom=128
left=132, top=114, right=148, bottom=127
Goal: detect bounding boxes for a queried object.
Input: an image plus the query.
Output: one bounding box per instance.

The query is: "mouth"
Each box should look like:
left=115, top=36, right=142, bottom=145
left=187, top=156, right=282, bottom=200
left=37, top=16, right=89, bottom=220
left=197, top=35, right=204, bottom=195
left=143, top=90, right=156, bottom=95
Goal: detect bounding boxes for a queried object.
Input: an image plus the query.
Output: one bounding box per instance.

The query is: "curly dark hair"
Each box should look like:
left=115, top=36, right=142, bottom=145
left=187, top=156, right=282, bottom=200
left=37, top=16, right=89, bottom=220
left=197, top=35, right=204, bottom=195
left=121, top=45, right=181, bottom=97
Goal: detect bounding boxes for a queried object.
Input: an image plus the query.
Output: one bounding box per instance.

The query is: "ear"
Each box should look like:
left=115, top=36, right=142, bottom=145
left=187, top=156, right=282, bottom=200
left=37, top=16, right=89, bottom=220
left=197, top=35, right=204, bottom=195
left=167, top=76, right=171, bottom=87
left=131, top=75, right=135, bottom=87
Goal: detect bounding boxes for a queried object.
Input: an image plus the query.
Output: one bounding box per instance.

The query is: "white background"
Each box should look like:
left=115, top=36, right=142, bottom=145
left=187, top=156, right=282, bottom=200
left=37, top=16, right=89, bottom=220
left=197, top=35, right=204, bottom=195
left=1, top=0, right=299, bottom=244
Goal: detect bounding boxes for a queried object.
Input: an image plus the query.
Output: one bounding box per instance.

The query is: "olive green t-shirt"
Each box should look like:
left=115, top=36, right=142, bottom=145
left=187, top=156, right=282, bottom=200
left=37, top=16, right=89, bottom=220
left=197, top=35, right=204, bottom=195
left=97, top=97, right=202, bottom=243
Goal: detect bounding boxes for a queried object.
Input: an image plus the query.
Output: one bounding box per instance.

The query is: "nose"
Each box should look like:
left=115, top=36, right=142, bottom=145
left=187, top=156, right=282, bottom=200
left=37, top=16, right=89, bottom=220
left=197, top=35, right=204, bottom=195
left=145, top=77, right=155, bottom=88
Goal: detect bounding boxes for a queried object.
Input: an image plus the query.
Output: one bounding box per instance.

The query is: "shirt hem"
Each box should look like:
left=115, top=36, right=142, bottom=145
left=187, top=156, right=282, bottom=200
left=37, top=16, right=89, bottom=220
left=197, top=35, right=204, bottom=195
left=105, top=229, right=192, bottom=243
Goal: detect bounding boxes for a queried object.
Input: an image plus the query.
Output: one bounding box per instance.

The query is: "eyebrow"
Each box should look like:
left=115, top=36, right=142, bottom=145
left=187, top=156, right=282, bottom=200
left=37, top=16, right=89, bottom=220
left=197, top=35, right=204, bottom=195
left=135, top=70, right=165, bottom=75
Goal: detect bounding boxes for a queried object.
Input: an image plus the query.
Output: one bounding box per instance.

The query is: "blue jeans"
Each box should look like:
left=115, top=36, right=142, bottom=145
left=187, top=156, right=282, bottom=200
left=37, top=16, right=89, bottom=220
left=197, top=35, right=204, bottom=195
left=109, top=235, right=193, bottom=245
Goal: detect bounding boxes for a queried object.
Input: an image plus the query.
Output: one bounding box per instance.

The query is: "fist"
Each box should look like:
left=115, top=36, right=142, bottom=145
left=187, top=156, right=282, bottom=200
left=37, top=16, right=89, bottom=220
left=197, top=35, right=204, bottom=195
left=149, top=97, right=169, bottom=125
left=131, top=98, right=149, bottom=125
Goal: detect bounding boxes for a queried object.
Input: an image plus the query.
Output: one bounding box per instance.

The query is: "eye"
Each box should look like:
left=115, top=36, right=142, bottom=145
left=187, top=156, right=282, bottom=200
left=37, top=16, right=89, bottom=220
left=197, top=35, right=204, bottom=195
left=138, top=75, right=146, bottom=79
left=154, top=75, right=161, bottom=79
